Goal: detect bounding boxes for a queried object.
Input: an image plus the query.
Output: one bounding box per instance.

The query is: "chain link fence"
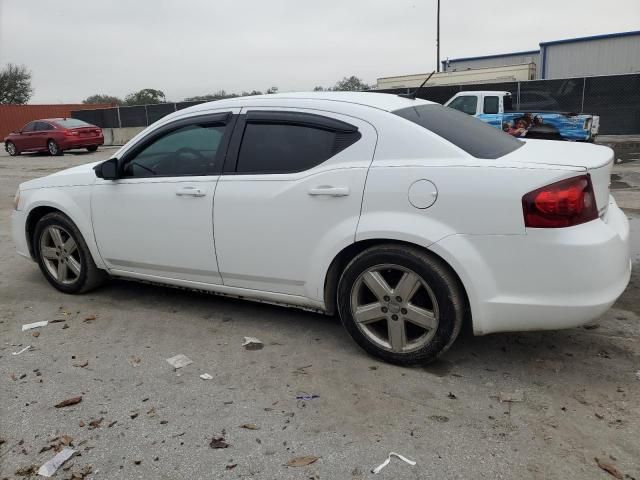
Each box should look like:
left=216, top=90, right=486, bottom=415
left=72, top=73, right=640, bottom=135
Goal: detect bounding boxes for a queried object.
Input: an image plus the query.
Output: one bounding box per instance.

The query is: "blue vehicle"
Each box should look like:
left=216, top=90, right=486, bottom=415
left=445, top=91, right=600, bottom=142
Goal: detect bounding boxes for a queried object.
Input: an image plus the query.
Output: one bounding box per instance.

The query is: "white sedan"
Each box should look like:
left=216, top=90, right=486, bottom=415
left=11, top=92, right=631, bottom=364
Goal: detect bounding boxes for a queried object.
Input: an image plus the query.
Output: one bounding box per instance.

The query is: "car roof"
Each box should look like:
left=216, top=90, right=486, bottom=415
left=182, top=91, right=434, bottom=114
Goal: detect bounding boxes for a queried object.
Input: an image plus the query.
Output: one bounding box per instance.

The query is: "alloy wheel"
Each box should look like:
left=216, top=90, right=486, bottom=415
left=48, top=140, right=58, bottom=155
left=39, top=225, right=82, bottom=284
left=350, top=264, right=439, bottom=353
left=6, top=142, right=16, bottom=155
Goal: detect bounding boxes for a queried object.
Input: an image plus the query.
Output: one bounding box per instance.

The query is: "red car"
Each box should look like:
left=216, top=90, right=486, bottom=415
left=4, top=118, right=104, bottom=156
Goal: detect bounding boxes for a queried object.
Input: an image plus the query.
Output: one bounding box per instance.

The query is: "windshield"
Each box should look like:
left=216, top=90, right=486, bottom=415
left=55, top=118, right=92, bottom=128
left=393, top=104, right=523, bottom=159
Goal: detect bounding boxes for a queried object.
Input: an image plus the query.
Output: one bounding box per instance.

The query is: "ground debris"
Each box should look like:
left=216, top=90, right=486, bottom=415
left=55, top=396, right=82, bottom=408
left=166, top=354, right=192, bottom=369
left=32, top=331, right=40, bottom=337
left=595, top=457, right=623, bottom=479
left=225, top=463, right=238, bottom=470
left=371, top=452, right=415, bottom=474
left=67, top=464, right=92, bottom=479
left=12, top=346, right=31, bottom=356
left=38, top=448, right=76, bottom=477
left=428, top=415, right=449, bottom=423
left=242, top=336, right=264, bottom=350
left=447, top=392, right=457, bottom=400
left=73, top=360, right=89, bottom=368
left=200, top=373, right=213, bottom=380
left=88, top=417, right=103, bottom=429
left=209, top=436, right=230, bottom=448
left=22, top=321, right=48, bottom=331
left=83, top=314, right=97, bottom=323
left=15, top=465, right=38, bottom=476
left=128, top=355, right=142, bottom=367
left=240, top=423, right=259, bottom=430
left=286, top=455, right=319, bottom=467
left=498, top=391, right=524, bottom=403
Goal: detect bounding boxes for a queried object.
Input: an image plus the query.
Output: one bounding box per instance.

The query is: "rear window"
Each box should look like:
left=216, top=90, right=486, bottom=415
left=54, top=118, right=92, bottom=128
left=393, top=104, right=523, bottom=159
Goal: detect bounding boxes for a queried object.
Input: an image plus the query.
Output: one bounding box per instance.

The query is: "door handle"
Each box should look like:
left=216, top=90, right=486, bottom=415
left=307, top=186, right=350, bottom=197
left=175, top=186, right=206, bottom=197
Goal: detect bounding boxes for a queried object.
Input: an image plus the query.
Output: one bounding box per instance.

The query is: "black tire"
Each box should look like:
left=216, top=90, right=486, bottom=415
left=87, top=146, right=98, bottom=152
left=6, top=141, right=19, bottom=156
left=33, top=212, right=108, bottom=294
left=47, top=139, right=63, bottom=156
left=337, top=244, right=465, bottom=365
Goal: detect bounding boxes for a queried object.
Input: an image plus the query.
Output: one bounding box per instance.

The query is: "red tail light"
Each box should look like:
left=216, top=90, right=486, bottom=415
left=522, top=175, right=598, bottom=228
left=64, top=130, right=79, bottom=136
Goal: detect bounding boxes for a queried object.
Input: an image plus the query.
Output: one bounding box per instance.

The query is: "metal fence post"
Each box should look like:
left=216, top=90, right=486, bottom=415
left=116, top=106, right=122, bottom=128
left=516, top=82, right=521, bottom=110
left=174, top=103, right=178, bottom=112
left=580, top=77, right=586, bottom=113
left=144, top=105, right=149, bottom=126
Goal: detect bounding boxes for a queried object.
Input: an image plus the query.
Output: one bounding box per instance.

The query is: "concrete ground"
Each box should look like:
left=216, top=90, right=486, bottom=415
left=1, top=147, right=638, bottom=480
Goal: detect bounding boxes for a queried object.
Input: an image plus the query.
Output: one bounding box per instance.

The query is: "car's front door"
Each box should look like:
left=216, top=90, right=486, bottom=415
left=213, top=108, right=376, bottom=299
left=91, top=110, right=239, bottom=284
left=16, top=121, right=37, bottom=150
left=35, top=121, right=54, bottom=151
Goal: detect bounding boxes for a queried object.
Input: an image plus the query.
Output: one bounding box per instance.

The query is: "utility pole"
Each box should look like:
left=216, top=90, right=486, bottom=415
left=436, top=0, right=441, bottom=72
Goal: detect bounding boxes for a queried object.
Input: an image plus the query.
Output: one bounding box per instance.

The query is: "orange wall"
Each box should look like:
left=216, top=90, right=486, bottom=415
left=0, top=104, right=113, bottom=139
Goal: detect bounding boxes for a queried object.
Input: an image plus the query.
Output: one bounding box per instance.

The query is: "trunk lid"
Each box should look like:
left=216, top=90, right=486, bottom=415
left=503, top=139, right=613, bottom=216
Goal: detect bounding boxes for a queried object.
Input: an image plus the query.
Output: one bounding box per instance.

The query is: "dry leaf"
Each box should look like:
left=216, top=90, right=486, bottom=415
left=55, top=396, right=82, bottom=408
left=79, top=420, right=85, bottom=427
left=61, top=435, right=73, bottom=446
left=595, top=458, right=623, bottom=479
left=32, top=331, right=40, bottom=338
left=240, top=423, right=259, bottom=430
left=83, top=315, right=97, bottom=323
left=88, top=418, right=103, bottom=429
left=286, top=455, right=319, bottom=467
left=209, top=436, right=230, bottom=449
left=128, top=355, right=141, bottom=367
left=225, top=464, right=237, bottom=470
left=73, top=360, right=88, bottom=368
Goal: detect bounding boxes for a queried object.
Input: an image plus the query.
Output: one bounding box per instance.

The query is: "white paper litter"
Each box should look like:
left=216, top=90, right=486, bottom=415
left=371, top=452, right=416, bottom=474
left=241, top=336, right=263, bottom=349
left=21, top=321, right=48, bottom=331
left=38, top=447, right=76, bottom=477
left=166, top=354, right=193, bottom=369
left=200, top=373, right=213, bottom=380
left=12, top=346, right=31, bottom=356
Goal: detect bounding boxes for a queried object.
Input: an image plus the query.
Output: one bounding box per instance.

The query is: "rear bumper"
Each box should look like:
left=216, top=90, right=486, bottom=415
left=431, top=196, right=631, bottom=335
left=11, top=209, right=31, bottom=259
left=59, top=136, right=104, bottom=149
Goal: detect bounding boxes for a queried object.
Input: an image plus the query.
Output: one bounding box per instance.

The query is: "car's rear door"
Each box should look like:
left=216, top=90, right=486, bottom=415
left=91, top=110, right=239, bottom=284
left=213, top=108, right=376, bottom=299
left=35, top=121, right=55, bottom=151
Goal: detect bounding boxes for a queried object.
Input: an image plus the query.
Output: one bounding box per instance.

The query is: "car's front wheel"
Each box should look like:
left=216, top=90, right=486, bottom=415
left=337, top=244, right=465, bottom=365
left=34, top=212, right=107, bottom=293
left=47, top=139, right=63, bottom=156
left=87, top=146, right=98, bottom=152
left=6, top=141, right=19, bottom=156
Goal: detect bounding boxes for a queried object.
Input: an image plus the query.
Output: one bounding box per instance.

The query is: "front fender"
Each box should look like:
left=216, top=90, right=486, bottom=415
left=22, top=186, right=105, bottom=269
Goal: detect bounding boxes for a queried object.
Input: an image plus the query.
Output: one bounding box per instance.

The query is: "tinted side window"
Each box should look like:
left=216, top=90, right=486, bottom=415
left=448, top=96, right=478, bottom=115
left=393, top=104, right=523, bottom=159
left=483, top=96, right=500, bottom=114
left=236, top=122, right=358, bottom=174
left=22, top=122, right=36, bottom=132
left=36, top=122, right=53, bottom=131
left=123, top=124, right=225, bottom=178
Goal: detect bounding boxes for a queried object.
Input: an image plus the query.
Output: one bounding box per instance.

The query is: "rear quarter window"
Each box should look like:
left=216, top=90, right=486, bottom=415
left=393, top=104, right=523, bottom=159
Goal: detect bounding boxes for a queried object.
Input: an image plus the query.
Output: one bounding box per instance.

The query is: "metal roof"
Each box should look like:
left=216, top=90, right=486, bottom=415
left=539, top=30, right=640, bottom=46
left=442, top=50, right=539, bottom=66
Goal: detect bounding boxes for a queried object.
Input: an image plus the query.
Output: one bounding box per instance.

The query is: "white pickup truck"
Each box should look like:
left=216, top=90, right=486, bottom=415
left=445, top=91, right=600, bottom=142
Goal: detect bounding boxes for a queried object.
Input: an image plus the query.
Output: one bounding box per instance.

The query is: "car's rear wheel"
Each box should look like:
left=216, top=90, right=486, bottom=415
left=337, top=244, right=465, bottom=365
left=6, top=141, right=19, bottom=156
left=34, top=212, right=107, bottom=293
left=47, top=139, right=62, bottom=156
left=87, top=146, right=98, bottom=152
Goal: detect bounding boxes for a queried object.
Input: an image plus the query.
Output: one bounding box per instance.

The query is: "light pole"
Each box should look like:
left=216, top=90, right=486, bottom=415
left=436, top=0, right=441, bottom=72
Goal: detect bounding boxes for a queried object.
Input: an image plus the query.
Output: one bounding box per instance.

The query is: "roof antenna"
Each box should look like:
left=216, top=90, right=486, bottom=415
left=398, top=70, right=436, bottom=100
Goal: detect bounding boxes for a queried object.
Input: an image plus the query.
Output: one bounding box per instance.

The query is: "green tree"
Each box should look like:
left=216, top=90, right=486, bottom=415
left=332, top=76, right=371, bottom=91
left=313, top=86, right=325, bottom=92
left=125, top=88, right=166, bottom=105
left=0, top=63, right=33, bottom=104
left=266, top=86, right=278, bottom=94
left=82, top=94, right=123, bottom=105
left=184, top=90, right=238, bottom=102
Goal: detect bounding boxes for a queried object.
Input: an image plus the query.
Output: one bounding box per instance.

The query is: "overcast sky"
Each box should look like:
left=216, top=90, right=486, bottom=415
left=1, top=0, right=638, bottom=103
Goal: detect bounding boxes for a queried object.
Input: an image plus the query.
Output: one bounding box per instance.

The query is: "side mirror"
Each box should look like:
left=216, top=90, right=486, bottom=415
left=94, top=158, right=119, bottom=180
